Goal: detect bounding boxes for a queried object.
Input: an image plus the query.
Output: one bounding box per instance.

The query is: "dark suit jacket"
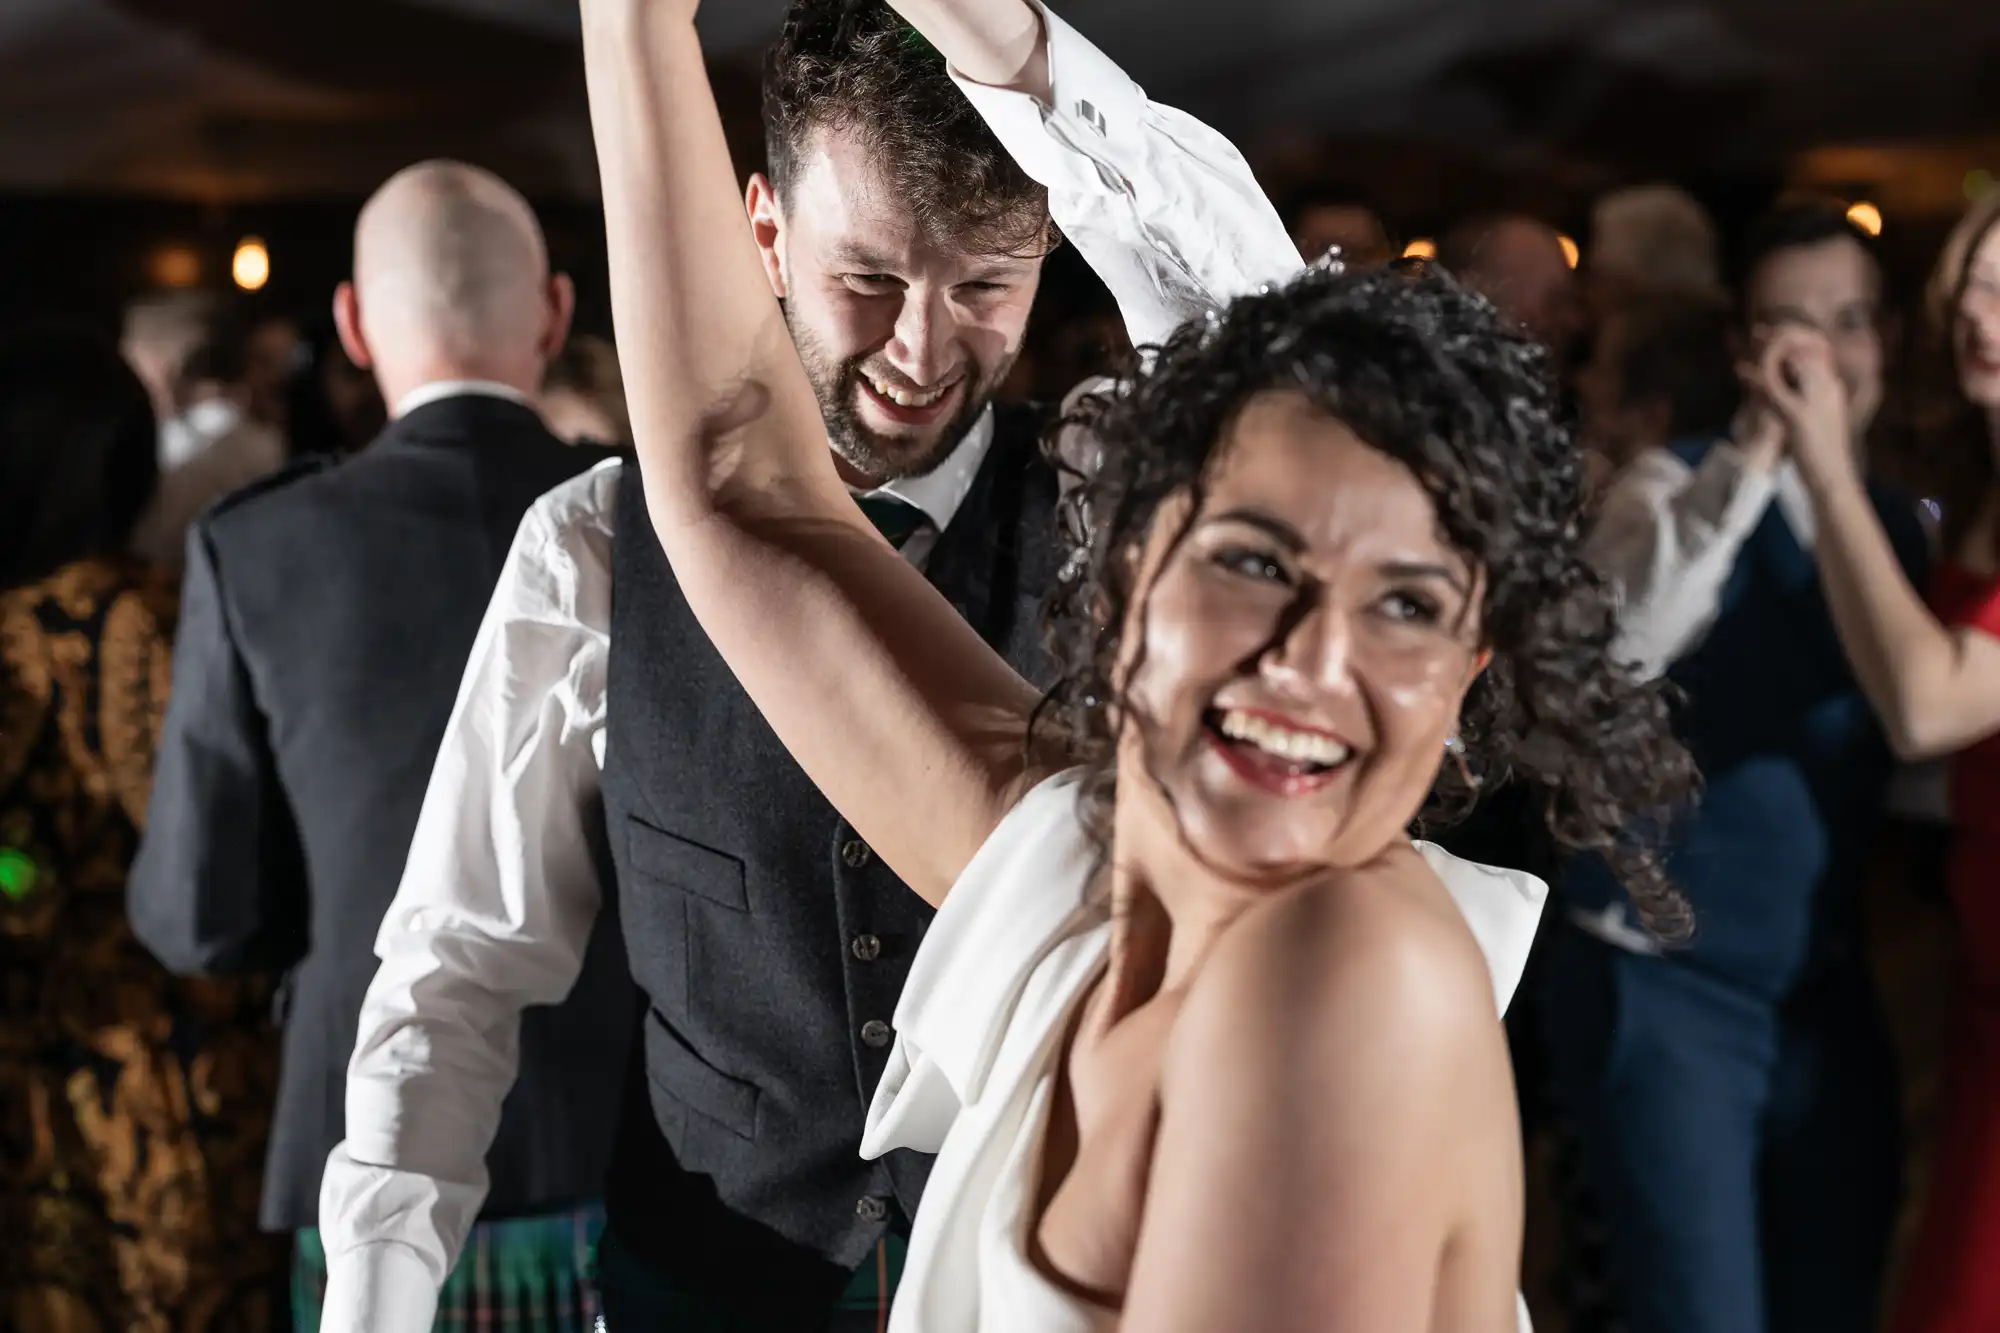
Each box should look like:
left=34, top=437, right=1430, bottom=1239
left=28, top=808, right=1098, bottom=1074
left=129, top=393, right=637, bottom=1231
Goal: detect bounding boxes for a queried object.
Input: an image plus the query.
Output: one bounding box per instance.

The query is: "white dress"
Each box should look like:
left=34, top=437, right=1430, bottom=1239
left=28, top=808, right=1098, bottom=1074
left=861, top=770, right=1547, bottom=1332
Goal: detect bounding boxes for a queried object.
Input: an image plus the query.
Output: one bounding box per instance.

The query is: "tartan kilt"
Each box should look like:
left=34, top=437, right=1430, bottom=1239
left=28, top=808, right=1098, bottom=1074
left=293, top=1203, right=605, bottom=1333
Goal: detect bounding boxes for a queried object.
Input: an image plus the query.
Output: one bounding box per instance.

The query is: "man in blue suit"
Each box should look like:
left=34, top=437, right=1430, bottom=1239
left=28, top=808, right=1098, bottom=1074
left=1547, top=199, right=1923, bottom=1333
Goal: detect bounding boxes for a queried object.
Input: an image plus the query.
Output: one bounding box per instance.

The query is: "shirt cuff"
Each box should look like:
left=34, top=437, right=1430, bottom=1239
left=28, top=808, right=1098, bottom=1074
left=321, top=1243, right=442, bottom=1333
left=946, top=0, right=1150, bottom=200
left=1685, top=441, right=1779, bottom=537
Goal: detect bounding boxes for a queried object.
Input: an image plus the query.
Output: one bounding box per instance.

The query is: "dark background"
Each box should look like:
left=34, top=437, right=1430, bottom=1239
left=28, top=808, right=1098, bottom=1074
left=2, top=0, right=1994, bottom=332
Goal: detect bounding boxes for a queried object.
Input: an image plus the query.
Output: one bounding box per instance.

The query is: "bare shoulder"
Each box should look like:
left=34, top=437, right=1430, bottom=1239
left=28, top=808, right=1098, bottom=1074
left=1165, top=849, right=1507, bottom=1108
left=1126, top=852, right=1523, bottom=1330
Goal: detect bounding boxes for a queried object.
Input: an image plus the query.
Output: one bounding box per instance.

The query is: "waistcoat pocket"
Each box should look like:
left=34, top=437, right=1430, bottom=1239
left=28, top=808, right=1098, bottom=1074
left=644, top=1010, right=760, bottom=1139
left=625, top=817, right=749, bottom=911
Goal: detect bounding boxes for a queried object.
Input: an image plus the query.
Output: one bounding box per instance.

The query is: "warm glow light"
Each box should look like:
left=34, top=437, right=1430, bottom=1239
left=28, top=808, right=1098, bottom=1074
left=1558, top=234, right=1580, bottom=268
left=232, top=237, right=270, bottom=292
left=1970, top=169, right=1996, bottom=202
left=150, top=244, right=201, bottom=289
left=1845, top=201, right=1883, bottom=237
left=1404, top=237, right=1437, bottom=260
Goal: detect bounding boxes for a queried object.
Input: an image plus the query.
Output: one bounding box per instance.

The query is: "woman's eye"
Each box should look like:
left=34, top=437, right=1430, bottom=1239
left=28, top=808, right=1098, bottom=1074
left=1212, top=547, right=1291, bottom=584
left=1379, top=589, right=1442, bottom=624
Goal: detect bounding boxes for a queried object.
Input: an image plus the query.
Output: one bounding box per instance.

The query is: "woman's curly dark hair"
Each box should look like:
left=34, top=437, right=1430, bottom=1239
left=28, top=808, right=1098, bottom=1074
left=1038, top=260, right=1697, bottom=935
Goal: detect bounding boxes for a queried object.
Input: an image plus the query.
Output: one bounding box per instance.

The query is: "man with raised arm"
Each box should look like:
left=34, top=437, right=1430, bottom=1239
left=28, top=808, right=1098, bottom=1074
left=319, top=3, right=1299, bottom=1328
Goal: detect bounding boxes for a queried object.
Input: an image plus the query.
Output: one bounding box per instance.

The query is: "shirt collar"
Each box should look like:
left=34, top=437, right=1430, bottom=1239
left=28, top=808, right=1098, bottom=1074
left=393, top=379, right=536, bottom=420
left=848, top=405, right=995, bottom=535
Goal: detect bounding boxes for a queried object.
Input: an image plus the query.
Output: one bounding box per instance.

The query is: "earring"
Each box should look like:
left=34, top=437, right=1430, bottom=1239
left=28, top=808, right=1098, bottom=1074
left=1444, top=731, right=1480, bottom=789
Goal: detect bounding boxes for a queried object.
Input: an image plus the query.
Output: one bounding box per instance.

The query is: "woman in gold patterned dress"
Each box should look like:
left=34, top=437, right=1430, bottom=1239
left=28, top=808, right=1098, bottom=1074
left=0, top=326, right=286, bottom=1332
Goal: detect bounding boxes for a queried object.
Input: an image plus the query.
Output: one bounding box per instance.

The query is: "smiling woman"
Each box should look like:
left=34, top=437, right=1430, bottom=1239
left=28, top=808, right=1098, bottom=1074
left=1046, top=265, right=1696, bottom=924
left=581, top=0, right=1694, bottom=1325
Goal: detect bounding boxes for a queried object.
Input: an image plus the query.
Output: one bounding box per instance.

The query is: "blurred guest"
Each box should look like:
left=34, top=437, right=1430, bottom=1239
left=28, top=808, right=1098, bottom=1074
left=1545, top=197, right=1920, bottom=1333
left=1439, top=213, right=1584, bottom=368
left=538, top=333, right=630, bottom=445
left=127, top=161, right=631, bottom=1333
left=1280, top=180, right=1398, bottom=267
left=242, top=312, right=304, bottom=433
left=120, top=293, right=287, bottom=572
left=1588, top=183, right=1725, bottom=314
left=1749, top=189, right=2000, bottom=1333
left=1577, top=293, right=1739, bottom=487
left=0, top=325, right=285, bottom=1332
left=1734, top=196, right=1893, bottom=455
left=284, top=316, right=386, bottom=462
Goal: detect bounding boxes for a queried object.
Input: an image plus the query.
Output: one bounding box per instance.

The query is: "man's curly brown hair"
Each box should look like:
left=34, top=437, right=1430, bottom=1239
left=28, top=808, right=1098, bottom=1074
left=1039, top=261, right=1698, bottom=935
left=762, top=0, right=1051, bottom=256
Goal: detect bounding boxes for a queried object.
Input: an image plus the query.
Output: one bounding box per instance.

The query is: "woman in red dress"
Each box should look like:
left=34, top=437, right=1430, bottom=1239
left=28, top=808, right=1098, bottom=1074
left=1749, top=189, right=2000, bottom=1332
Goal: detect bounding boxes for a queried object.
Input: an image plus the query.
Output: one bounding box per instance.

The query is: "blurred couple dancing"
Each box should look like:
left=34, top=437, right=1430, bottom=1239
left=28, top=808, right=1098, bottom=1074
left=571, top=0, right=1693, bottom=1327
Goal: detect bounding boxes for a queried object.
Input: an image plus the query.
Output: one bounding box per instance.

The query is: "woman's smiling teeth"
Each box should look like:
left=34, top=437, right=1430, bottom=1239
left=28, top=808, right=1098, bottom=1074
left=1215, top=710, right=1352, bottom=768
left=863, top=370, right=949, bottom=408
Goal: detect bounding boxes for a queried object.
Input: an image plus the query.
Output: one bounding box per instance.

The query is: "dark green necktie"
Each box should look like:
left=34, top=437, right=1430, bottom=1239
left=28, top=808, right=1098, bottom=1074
left=857, top=493, right=931, bottom=550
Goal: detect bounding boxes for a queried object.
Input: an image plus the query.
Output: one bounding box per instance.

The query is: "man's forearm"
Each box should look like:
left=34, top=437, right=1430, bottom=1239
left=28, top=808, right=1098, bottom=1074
left=943, top=0, right=1301, bottom=351
left=1586, top=445, right=1776, bottom=678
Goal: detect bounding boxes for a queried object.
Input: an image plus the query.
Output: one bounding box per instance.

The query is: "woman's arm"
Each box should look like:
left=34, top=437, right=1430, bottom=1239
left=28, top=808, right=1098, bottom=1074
left=888, top=0, right=1050, bottom=97
left=1120, top=856, right=1523, bottom=1332
left=1758, top=327, right=2000, bottom=759
left=580, top=0, right=1048, bottom=902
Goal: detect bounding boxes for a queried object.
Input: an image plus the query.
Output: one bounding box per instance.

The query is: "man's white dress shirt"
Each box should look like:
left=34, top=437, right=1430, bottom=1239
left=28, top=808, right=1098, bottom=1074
left=316, top=412, right=997, bottom=1330
left=318, top=6, right=1300, bottom=1328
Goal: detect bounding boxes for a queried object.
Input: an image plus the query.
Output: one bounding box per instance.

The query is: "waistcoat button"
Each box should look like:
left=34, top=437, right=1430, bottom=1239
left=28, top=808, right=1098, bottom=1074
left=856, top=1195, right=889, bottom=1223
left=860, top=1019, right=893, bottom=1049
left=852, top=934, right=883, bottom=962
left=841, top=839, right=871, bottom=869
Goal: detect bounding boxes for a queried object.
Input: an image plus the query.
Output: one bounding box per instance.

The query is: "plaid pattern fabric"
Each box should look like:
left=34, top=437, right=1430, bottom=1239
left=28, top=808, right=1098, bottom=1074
left=830, top=1233, right=907, bottom=1320
left=293, top=1203, right=605, bottom=1333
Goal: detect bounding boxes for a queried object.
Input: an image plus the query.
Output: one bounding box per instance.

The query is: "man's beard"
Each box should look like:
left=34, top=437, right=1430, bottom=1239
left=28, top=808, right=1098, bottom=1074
left=788, top=309, right=1013, bottom=483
